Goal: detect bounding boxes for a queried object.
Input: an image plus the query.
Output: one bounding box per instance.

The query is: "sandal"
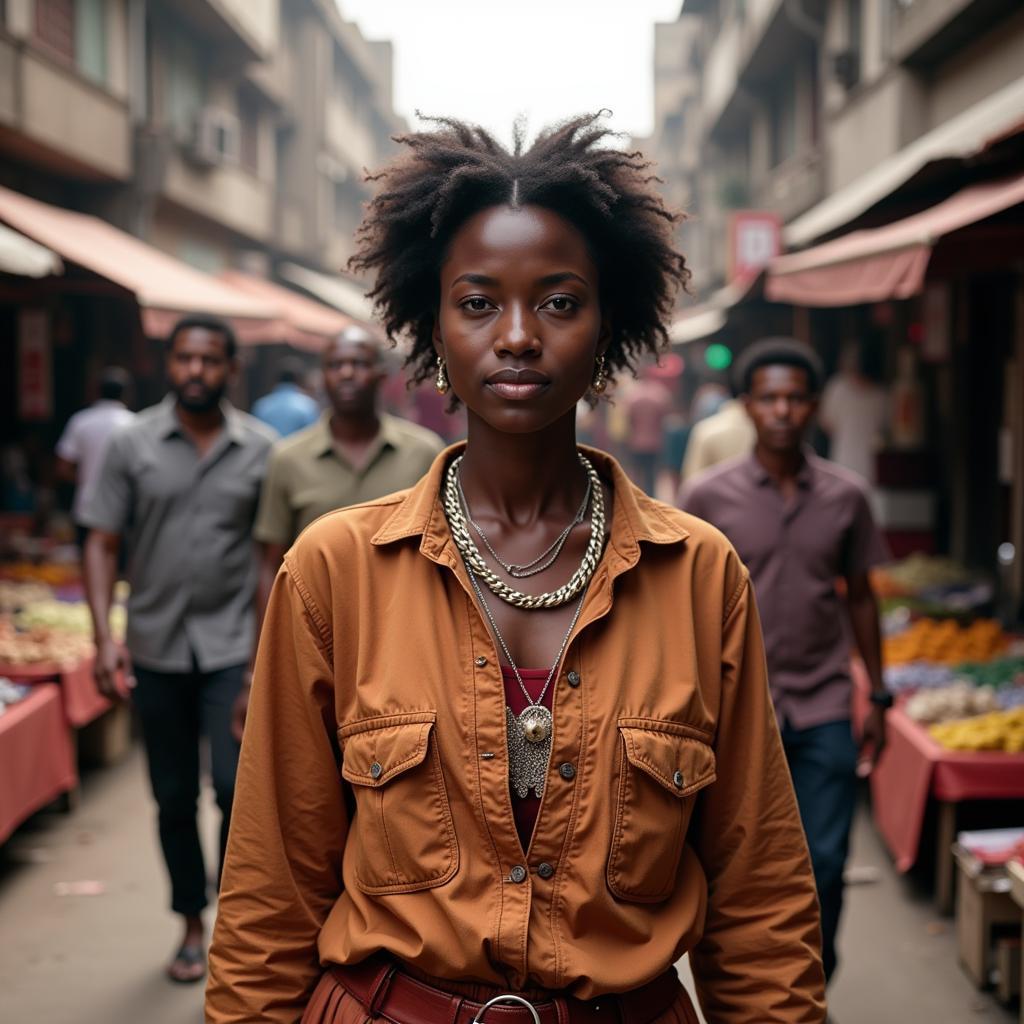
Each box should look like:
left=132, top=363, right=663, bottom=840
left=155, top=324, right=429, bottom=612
left=167, top=944, right=206, bottom=984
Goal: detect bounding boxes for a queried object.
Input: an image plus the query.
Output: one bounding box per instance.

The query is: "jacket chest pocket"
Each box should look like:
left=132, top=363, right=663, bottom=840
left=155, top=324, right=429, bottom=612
left=607, top=719, right=717, bottom=904
left=340, top=711, right=459, bottom=895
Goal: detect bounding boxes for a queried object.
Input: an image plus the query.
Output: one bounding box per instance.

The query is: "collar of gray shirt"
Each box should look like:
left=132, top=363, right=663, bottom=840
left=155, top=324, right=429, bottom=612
left=153, top=393, right=250, bottom=447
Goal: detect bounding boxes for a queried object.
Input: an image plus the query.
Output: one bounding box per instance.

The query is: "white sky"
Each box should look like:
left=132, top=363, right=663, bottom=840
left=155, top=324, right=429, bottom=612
left=337, top=0, right=684, bottom=148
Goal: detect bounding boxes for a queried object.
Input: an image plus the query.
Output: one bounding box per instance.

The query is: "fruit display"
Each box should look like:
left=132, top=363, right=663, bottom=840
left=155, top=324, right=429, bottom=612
left=0, top=619, right=92, bottom=666
left=884, top=618, right=1008, bottom=666
left=0, top=580, right=52, bottom=612
left=0, top=561, right=80, bottom=587
left=905, top=682, right=1000, bottom=724
left=873, top=555, right=975, bottom=597
left=929, top=708, right=1024, bottom=752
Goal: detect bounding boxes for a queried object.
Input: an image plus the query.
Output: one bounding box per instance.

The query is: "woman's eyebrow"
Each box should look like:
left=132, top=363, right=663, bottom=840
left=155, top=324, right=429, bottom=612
left=452, top=273, right=499, bottom=287
left=537, top=271, right=589, bottom=287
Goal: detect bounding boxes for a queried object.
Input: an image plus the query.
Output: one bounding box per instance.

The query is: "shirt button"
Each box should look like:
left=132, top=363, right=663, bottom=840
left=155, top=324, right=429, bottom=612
left=673, top=770, right=684, bottom=789
left=510, top=865, right=528, bottom=884
left=370, top=762, right=383, bottom=780
left=475, top=656, right=488, bottom=668
left=558, top=762, right=576, bottom=781
left=537, top=862, right=555, bottom=880
left=566, top=670, right=581, bottom=688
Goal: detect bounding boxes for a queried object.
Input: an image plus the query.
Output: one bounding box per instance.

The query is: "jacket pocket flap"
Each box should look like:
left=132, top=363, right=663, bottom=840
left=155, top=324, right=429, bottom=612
left=618, top=725, right=716, bottom=798
left=340, top=712, right=436, bottom=788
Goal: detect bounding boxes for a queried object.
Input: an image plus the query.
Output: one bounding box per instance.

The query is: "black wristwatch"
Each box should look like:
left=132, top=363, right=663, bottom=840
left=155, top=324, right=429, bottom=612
left=868, top=690, right=894, bottom=709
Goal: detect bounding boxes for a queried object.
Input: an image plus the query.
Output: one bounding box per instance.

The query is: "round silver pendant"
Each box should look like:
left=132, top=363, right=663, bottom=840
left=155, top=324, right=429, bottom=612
left=506, top=705, right=554, bottom=799
left=521, top=707, right=552, bottom=744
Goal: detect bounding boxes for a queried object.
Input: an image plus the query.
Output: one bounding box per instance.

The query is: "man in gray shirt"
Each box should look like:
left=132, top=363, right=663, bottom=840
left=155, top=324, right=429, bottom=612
left=81, top=314, right=276, bottom=984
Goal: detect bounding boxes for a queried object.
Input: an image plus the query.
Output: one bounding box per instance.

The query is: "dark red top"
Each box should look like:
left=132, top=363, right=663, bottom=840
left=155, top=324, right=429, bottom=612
left=501, top=666, right=553, bottom=852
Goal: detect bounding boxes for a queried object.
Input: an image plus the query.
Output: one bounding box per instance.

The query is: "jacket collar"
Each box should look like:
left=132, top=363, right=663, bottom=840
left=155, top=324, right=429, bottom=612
left=371, top=443, right=688, bottom=572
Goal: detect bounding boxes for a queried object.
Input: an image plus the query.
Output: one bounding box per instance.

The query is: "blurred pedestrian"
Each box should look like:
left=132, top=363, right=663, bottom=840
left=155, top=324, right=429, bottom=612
left=252, top=325, right=445, bottom=616
left=54, top=366, right=135, bottom=548
left=208, top=114, right=825, bottom=1024
left=679, top=382, right=755, bottom=483
left=679, top=337, right=890, bottom=984
left=251, top=357, right=320, bottom=437
left=623, top=365, right=672, bottom=495
left=819, top=341, right=888, bottom=485
left=80, top=315, right=276, bottom=985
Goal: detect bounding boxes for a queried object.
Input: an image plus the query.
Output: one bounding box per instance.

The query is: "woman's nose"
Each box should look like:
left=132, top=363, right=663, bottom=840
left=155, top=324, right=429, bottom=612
left=494, top=304, right=541, bottom=357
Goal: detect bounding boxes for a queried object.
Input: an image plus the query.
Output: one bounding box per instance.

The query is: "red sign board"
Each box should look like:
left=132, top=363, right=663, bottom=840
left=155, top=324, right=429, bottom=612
left=729, top=211, right=781, bottom=282
left=18, top=309, right=52, bottom=422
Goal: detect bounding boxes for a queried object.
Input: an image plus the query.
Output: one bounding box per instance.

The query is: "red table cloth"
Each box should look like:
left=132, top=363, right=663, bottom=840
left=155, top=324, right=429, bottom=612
left=1, top=654, right=113, bottom=728
left=0, top=683, right=77, bottom=843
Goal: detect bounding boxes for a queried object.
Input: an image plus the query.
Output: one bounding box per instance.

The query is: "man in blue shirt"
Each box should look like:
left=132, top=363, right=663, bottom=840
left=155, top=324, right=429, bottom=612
left=251, top=360, right=319, bottom=437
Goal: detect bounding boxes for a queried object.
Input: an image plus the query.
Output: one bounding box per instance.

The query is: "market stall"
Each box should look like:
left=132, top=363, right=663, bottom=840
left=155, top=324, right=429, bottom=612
left=0, top=682, right=76, bottom=844
left=859, top=555, right=1024, bottom=912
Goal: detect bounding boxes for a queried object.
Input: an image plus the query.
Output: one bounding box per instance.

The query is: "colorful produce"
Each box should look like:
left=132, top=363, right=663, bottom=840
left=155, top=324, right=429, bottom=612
left=874, top=554, right=974, bottom=596
left=0, top=620, right=92, bottom=666
left=904, top=683, right=999, bottom=724
left=884, top=618, right=1008, bottom=666
left=930, top=708, right=1024, bottom=752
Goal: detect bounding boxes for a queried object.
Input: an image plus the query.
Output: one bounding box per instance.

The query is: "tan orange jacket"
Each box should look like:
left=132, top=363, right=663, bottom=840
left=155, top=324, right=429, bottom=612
left=207, top=447, right=826, bottom=1023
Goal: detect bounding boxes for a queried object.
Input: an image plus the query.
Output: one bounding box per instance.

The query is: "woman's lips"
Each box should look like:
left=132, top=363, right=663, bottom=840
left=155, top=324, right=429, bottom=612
left=487, top=380, right=550, bottom=400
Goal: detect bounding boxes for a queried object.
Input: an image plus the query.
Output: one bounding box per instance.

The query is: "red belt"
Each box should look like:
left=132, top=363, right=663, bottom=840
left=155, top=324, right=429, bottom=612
left=330, top=956, right=682, bottom=1024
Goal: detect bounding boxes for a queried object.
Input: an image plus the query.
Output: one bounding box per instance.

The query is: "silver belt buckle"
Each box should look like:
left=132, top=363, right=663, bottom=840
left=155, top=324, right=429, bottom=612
left=472, top=994, right=542, bottom=1024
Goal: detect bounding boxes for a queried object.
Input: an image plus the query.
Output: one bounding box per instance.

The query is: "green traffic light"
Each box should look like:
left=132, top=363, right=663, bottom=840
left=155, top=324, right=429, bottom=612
left=705, top=344, right=733, bottom=370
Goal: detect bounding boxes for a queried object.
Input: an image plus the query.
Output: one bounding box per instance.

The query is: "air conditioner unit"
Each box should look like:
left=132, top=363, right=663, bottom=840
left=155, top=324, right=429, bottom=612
left=187, top=107, right=241, bottom=169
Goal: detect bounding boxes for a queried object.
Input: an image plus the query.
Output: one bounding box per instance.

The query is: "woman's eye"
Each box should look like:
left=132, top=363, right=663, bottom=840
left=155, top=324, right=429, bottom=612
left=543, top=295, right=578, bottom=313
left=462, top=297, right=492, bottom=312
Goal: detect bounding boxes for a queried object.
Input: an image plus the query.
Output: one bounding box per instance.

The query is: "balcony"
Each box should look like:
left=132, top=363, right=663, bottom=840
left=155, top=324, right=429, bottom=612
left=889, top=0, right=1021, bottom=67
left=754, top=145, right=826, bottom=223
left=162, top=149, right=274, bottom=244
left=173, top=0, right=279, bottom=62
left=0, top=36, right=131, bottom=180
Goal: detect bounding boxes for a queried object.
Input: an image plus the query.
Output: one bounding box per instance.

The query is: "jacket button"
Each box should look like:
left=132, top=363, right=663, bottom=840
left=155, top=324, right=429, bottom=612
left=370, top=762, right=383, bottom=780
left=566, top=670, right=580, bottom=688
left=537, top=862, right=555, bottom=880
left=475, top=656, right=488, bottom=667
left=673, top=770, right=684, bottom=789
left=510, top=865, right=528, bottom=884
left=558, top=762, right=576, bottom=781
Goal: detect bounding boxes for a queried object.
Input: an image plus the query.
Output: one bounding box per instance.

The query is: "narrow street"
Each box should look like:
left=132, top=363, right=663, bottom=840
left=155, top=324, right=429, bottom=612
left=0, top=747, right=1015, bottom=1024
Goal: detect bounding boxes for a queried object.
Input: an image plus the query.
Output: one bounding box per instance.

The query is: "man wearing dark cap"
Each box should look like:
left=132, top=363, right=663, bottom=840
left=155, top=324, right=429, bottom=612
left=678, top=337, right=890, bottom=985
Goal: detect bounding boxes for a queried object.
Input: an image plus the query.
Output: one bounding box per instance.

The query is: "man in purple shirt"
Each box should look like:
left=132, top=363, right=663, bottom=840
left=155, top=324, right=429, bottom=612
left=679, top=337, right=890, bottom=984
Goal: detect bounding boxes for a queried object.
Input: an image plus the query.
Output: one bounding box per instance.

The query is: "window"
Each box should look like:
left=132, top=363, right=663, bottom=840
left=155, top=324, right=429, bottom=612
left=34, top=0, right=107, bottom=84
left=770, top=72, right=797, bottom=167
left=34, top=0, right=75, bottom=63
left=238, top=87, right=261, bottom=177
left=162, top=26, right=206, bottom=138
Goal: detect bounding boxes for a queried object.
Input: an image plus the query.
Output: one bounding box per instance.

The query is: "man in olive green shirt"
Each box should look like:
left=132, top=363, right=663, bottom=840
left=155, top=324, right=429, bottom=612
left=254, top=326, right=444, bottom=613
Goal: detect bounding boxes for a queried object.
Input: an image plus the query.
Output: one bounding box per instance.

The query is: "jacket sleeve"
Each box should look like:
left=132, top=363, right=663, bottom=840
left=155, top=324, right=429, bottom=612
left=690, top=570, right=827, bottom=1023
left=206, top=560, right=346, bottom=1023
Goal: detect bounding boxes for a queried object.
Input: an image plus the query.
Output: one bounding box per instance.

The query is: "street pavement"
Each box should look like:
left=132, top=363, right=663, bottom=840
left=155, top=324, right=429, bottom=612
left=0, top=744, right=1016, bottom=1023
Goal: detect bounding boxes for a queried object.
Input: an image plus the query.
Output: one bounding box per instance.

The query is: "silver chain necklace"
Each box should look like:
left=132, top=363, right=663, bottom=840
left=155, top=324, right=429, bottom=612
left=457, top=468, right=591, bottom=579
left=466, top=564, right=586, bottom=800
left=443, top=453, right=606, bottom=609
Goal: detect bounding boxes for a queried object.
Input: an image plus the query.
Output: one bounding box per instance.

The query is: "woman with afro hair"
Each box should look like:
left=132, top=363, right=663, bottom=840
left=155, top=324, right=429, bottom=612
left=207, top=114, right=826, bottom=1024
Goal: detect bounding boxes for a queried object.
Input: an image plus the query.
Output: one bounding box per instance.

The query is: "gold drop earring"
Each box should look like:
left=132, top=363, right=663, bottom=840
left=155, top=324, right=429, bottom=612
left=435, top=356, right=450, bottom=395
left=591, top=355, right=608, bottom=395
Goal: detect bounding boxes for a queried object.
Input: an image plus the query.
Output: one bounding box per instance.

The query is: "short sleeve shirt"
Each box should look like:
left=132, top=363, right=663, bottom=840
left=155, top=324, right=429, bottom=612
left=55, top=400, right=135, bottom=521
left=679, top=451, right=890, bottom=728
left=80, top=396, right=277, bottom=672
left=254, top=412, right=445, bottom=546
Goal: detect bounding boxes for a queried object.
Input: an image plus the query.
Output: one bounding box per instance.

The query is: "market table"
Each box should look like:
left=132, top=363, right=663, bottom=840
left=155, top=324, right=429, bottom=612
left=0, top=683, right=77, bottom=843
left=0, top=654, right=112, bottom=728
left=854, top=663, right=1024, bottom=912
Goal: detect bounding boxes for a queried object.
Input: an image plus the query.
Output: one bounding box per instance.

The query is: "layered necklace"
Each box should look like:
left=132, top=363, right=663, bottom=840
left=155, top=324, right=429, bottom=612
left=445, top=453, right=607, bottom=798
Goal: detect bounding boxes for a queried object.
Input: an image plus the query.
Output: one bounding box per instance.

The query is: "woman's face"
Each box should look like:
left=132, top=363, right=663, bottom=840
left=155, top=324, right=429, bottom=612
left=435, top=203, right=608, bottom=434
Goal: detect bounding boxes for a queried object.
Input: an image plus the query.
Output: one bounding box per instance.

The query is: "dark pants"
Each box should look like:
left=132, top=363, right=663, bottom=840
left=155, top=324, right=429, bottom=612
left=133, top=661, right=246, bottom=916
left=780, top=718, right=858, bottom=983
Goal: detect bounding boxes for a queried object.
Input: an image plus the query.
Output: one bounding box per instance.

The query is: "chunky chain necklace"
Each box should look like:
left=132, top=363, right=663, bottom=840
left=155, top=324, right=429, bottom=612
left=466, top=564, right=586, bottom=799
left=458, top=468, right=591, bottom=579
left=443, top=453, right=606, bottom=609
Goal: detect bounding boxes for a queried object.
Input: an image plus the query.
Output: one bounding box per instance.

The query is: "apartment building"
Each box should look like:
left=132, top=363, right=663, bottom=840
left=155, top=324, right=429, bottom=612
left=652, top=0, right=1024, bottom=290
left=0, top=0, right=401, bottom=277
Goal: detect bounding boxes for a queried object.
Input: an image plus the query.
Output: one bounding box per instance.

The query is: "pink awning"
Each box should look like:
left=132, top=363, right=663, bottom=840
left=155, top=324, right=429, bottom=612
left=0, top=185, right=278, bottom=339
left=767, top=174, right=1024, bottom=307
left=219, top=270, right=356, bottom=351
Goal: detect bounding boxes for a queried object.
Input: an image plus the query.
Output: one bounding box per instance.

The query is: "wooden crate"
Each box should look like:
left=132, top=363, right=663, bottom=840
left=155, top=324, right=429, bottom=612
left=954, top=844, right=1022, bottom=989
left=77, top=701, right=132, bottom=767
